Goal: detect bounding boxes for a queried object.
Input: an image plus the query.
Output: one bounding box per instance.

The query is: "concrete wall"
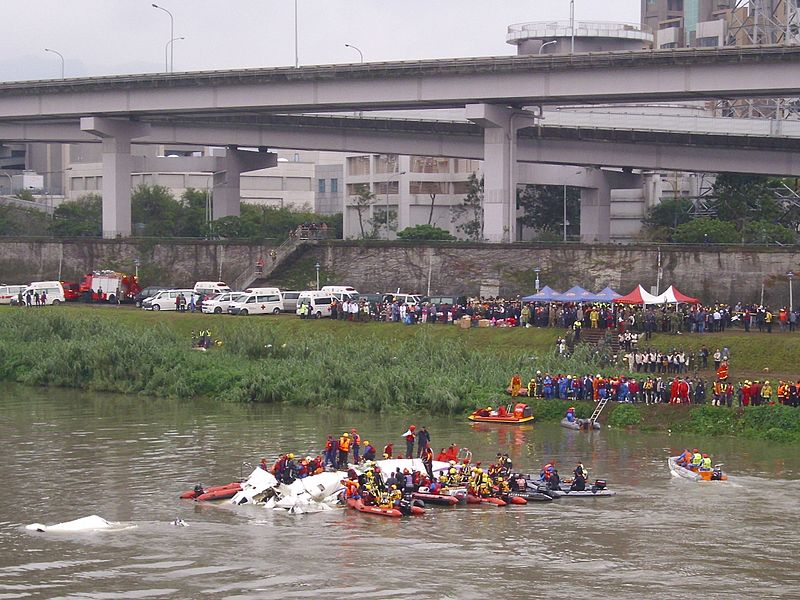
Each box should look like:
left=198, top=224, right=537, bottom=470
left=0, top=238, right=798, bottom=306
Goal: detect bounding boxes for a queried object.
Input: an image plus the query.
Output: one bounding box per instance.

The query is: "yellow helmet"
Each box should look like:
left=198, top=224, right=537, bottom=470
left=288, top=453, right=295, bottom=459
left=363, top=440, right=369, bottom=445
left=342, top=432, right=349, bottom=437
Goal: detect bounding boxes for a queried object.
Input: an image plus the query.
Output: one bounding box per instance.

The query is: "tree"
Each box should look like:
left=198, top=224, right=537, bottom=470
left=131, top=184, right=182, bottom=237
left=643, top=197, right=695, bottom=230
left=351, top=185, right=376, bottom=239
left=396, top=224, right=456, bottom=241
left=671, top=218, right=739, bottom=244
left=451, top=173, right=484, bottom=241
left=178, top=188, right=211, bottom=238
left=741, top=220, right=798, bottom=245
left=49, top=194, right=102, bottom=237
left=368, top=207, right=397, bottom=238
left=517, top=184, right=580, bottom=238
left=427, top=192, right=437, bottom=225
left=711, top=173, right=780, bottom=239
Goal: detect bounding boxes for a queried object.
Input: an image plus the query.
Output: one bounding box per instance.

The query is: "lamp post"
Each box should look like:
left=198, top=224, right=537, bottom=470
left=165, top=36, right=184, bottom=73
left=294, top=0, right=299, bottom=68
left=152, top=3, right=175, bottom=73
left=563, top=184, right=568, bottom=242
left=788, top=271, right=795, bottom=313
left=539, top=40, right=557, bottom=54
left=315, top=261, right=320, bottom=290
left=570, top=0, right=575, bottom=54
left=534, top=267, right=541, bottom=292
left=344, top=43, right=363, bottom=63
left=44, top=48, right=65, bottom=79
left=383, top=167, right=406, bottom=239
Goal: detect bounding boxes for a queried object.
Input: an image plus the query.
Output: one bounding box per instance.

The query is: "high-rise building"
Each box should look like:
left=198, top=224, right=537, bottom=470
left=642, top=0, right=800, bottom=49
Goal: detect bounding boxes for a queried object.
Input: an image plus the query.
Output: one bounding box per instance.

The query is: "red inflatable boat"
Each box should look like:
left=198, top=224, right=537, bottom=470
left=180, top=482, right=241, bottom=501
left=412, top=491, right=459, bottom=506
left=466, top=494, right=507, bottom=506
left=347, top=498, right=425, bottom=517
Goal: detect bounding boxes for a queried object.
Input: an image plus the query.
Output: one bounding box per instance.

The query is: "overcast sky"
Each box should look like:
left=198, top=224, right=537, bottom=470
left=1, top=0, right=639, bottom=81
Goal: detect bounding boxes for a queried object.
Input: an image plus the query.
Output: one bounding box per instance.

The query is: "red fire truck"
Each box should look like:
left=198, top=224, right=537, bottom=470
left=78, top=271, right=141, bottom=303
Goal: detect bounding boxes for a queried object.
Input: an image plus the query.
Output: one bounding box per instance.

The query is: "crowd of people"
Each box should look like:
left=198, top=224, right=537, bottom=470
left=317, top=294, right=799, bottom=336
left=507, top=370, right=800, bottom=407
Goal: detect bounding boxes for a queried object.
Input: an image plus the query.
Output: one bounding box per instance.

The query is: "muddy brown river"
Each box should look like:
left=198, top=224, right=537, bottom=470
left=0, top=386, right=797, bottom=599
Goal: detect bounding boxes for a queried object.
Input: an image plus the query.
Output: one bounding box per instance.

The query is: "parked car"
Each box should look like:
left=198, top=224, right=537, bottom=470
left=134, top=286, right=166, bottom=308
left=202, top=291, right=246, bottom=314
left=280, top=290, right=302, bottom=312
left=142, top=289, right=197, bottom=311
left=383, top=292, right=422, bottom=305
left=193, top=281, right=232, bottom=297
left=228, top=292, right=283, bottom=316
left=423, top=294, right=468, bottom=307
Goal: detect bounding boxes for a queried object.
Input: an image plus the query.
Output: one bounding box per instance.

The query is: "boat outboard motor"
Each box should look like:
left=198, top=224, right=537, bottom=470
left=710, top=469, right=723, bottom=481
left=592, top=479, right=607, bottom=492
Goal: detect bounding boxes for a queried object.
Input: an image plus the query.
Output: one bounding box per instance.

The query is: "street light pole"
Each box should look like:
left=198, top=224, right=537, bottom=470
left=315, top=262, right=320, bottom=290
left=44, top=48, right=65, bottom=79
left=384, top=163, right=406, bottom=239
left=570, top=0, right=575, bottom=54
left=788, top=271, right=795, bottom=313
left=534, top=267, right=541, bottom=292
left=539, top=40, right=557, bottom=54
left=152, top=3, right=175, bottom=72
left=563, top=184, right=568, bottom=242
left=165, top=37, right=185, bottom=73
left=344, top=43, right=364, bottom=63
left=294, top=0, right=299, bottom=68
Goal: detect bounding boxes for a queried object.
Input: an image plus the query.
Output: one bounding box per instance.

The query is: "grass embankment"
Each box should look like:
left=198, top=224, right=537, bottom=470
left=0, top=306, right=797, bottom=442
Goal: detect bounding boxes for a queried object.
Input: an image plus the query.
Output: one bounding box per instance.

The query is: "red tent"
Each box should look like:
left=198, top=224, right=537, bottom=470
left=613, top=285, right=660, bottom=305
left=662, top=285, right=700, bottom=305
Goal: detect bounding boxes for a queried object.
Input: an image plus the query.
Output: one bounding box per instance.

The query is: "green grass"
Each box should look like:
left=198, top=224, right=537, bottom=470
left=0, top=305, right=798, bottom=443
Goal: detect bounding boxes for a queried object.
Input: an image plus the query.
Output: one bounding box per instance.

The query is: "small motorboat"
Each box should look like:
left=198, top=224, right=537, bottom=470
left=668, top=456, right=728, bottom=481
left=468, top=402, right=534, bottom=425
left=560, top=417, right=600, bottom=431
left=507, top=490, right=554, bottom=502
left=524, top=476, right=615, bottom=498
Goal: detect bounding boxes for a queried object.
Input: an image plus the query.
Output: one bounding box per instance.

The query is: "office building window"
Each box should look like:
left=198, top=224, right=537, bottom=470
left=318, top=179, right=326, bottom=193
left=330, top=178, right=338, bottom=193
left=696, top=36, right=719, bottom=47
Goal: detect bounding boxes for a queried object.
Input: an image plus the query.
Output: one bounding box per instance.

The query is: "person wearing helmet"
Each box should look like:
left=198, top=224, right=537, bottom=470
left=403, top=425, right=416, bottom=458
left=337, top=432, right=352, bottom=469
left=362, top=440, right=376, bottom=462
left=691, top=449, right=702, bottom=468
left=701, top=454, right=712, bottom=470
left=350, top=428, right=361, bottom=463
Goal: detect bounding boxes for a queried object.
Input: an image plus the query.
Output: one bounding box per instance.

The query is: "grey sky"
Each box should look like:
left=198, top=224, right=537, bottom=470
left=1, top=0, right=639, bottom=82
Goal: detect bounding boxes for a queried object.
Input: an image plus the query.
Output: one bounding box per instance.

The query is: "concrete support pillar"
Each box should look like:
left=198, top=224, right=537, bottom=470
left=80, top=117, right=150, bottom=238
left=580, top=169, right=643, bottom=243
left=466, top=104, right=518, bottom=243
left=212, top=147, right=277, bottom=219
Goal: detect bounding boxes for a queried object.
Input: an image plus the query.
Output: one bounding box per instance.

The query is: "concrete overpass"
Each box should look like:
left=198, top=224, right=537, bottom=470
left=3, top=45, right=800, bottom=239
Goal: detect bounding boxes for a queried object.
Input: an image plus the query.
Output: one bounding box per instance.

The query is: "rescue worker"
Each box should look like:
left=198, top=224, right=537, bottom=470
left=403, top=425, right=416, bottom=458
left=421, top=444, right=434, bottom=480
left=383, top=442, right=393, bottom=458
left=676, top=449, right=692, bottom=467
left=574, top=462, right=588, bottom=480
left=701, top=453, right=712, bottom=470
left=565, top=406, right=576, bottom=423
left=690, top=448, right=703, bottom=468
left=527, top=377, right=537, bottom=397
left=350, top=428, right=361, bottom=463
left=509, top=374, right=522, bottom=397
left=337, top=432, right=351, bottom=469
left=362, top=440, right=376, bottom=462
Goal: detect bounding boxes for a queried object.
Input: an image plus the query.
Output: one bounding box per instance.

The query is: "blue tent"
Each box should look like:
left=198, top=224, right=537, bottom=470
left=585, top=286, right=621, bottom=302
left=553, top=285, right=590, bottom=302
left=521, top=286, right=562, bottom=302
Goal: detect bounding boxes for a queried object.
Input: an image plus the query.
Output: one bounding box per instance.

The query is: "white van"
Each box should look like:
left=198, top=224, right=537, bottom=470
left=383, top=292, right=422, bottom=306
left=322, top=285, right=359, bottom=296
left=19, top=281, right=66, bottom=305
left=0, top=284, right=27, bottom=305
left=201, top=291, right=247, bottom=314
left=296, top=295, right=335, bottom=318
left=281, top=290, right=302, bottom=312
left=243, top=287, right=281, bottom=296
left=193, top=281, right=232, bottom=297
left=143, top=289, right=196, bottom=311
left=228, top=292, right=283, bottom=316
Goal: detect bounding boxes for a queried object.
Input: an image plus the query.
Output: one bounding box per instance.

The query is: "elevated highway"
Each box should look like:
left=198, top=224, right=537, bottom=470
left=1, top=46, right=800, bottom=119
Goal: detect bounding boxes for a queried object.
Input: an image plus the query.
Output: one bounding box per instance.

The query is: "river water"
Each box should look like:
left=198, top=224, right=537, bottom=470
left=0, top=385, right=797, bottom=599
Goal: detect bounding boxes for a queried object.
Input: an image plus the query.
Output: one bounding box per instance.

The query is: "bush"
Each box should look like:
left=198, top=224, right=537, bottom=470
left=671, top=218, right=740, bottom=244
left=396, top=224, right=456, bottom=241
left=608, top=403, right=642, bottom=427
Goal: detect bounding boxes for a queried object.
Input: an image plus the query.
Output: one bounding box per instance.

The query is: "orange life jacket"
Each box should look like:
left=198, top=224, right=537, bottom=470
left=339, top=436, right=351, bottom=452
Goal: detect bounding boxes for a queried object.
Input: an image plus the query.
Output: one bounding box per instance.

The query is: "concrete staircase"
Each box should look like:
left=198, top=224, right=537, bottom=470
left=231, top=237, right=313, bottom=291
left=578, top=328, right=620, bottom=354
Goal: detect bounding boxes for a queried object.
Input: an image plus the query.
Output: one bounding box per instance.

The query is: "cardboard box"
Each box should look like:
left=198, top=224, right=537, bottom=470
left=459, top=319, right=471, bottom=329
left=478, top=319, right=492, bottom=328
